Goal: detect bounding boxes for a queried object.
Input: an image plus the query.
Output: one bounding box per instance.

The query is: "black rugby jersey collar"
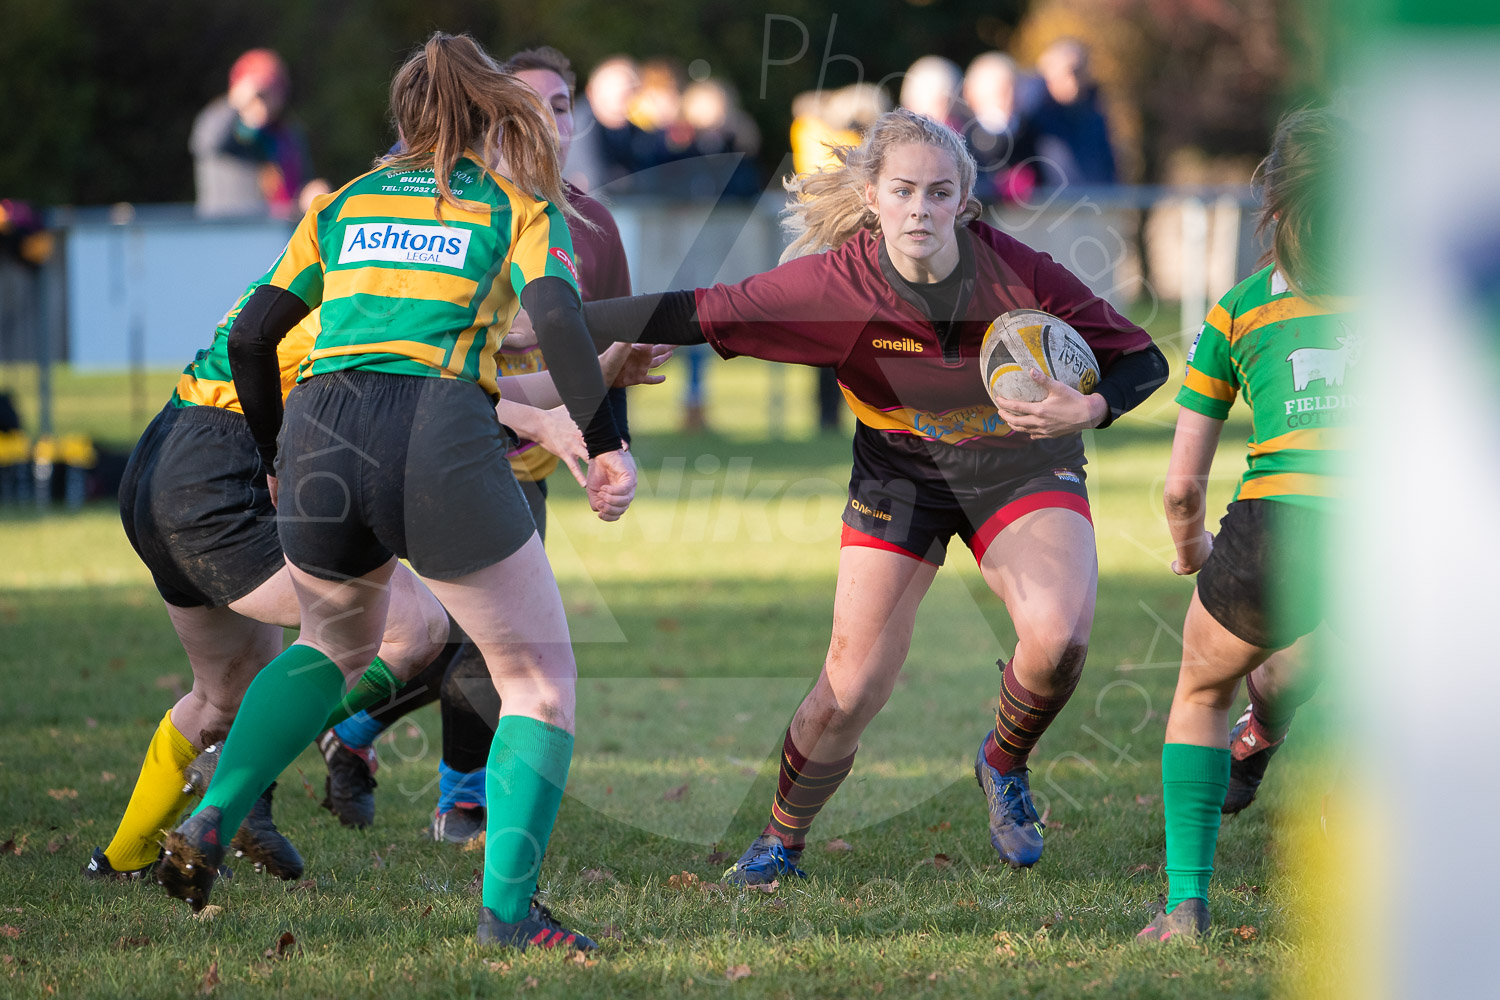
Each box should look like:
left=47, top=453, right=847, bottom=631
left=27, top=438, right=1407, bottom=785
left=876, top=226, right=977, bottom=366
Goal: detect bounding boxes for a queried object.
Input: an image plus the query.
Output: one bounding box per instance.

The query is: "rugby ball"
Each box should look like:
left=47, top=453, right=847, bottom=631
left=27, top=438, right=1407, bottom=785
left=979, top=309, right=1101, bottom=404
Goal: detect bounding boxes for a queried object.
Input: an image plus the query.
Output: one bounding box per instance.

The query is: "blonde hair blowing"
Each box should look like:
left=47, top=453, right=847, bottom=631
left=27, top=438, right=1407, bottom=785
left=780, top=108, right=981, bottom=263
left=382, top=32, right=582, bottom=226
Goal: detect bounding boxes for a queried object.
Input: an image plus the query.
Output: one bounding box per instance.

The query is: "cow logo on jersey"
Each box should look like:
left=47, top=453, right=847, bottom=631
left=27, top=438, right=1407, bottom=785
left=1285, top=325, right=1359, bottom=392
left=339, top=223, right=472, bottom=268
left=551, top=247, right=578, bottom=282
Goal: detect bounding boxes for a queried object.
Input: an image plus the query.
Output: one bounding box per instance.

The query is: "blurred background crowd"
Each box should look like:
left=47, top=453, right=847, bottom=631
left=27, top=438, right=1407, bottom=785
left=0, top=0, right=1324, bottom=492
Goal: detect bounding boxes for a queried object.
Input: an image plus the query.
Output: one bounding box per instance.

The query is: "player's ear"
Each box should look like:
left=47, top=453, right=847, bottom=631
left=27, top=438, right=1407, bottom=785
left=863, top=181, right=878, bottom=213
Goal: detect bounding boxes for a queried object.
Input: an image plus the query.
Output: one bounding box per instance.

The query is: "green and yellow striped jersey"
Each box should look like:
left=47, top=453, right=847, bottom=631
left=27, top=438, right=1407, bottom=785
left=262, top=153, right=579, bottom=396
left=1177, top=265, right=1357, bottom=509
left=170, top=280, right=320, bottom=412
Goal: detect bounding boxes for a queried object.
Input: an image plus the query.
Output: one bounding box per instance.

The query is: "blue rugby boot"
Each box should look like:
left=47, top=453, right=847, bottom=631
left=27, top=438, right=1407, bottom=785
left=723, top=834, right=807, bottom=886
left=974, top=735, right=1045, bottom=868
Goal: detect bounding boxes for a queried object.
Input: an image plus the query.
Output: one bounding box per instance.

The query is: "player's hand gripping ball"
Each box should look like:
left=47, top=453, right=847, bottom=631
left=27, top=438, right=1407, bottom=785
left=980, top=309, right=1100, bottom=405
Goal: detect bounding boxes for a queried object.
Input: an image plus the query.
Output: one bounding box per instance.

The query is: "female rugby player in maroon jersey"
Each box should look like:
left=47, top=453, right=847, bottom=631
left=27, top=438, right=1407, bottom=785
left=582, top=108, right=1169, bottom=882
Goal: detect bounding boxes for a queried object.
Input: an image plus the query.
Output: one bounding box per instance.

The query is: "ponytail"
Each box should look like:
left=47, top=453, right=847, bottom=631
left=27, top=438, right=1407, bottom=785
left=383, top=32, right=582, bottom=226
left=1254, top=106, right=1347, bottom=301
left=780, top=107, right=981, bottom=263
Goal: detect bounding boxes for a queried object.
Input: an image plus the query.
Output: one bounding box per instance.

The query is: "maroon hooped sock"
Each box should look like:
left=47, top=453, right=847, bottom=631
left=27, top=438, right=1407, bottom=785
left=983, top=658, right=1077, bottom=774
left=763, top=730, right=857, bottom=851
left=1245, top=674, right=1294, bottom=744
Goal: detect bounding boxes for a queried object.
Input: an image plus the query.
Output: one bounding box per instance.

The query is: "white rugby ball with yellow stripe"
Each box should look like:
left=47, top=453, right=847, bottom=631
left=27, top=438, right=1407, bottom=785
left=980, top=309, right=1101, bottom=404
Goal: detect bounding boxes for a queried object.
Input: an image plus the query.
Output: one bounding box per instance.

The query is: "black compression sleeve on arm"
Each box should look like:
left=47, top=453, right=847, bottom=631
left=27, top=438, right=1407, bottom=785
left=581, top=291, right=705, bottom=348
left=226, top=285, right=311, bottom=470
left=1091, top=343, right=1170, bottom=429
left=606, top=385, right=631, bottom=446
left=521, top=275, right=623, bottom=458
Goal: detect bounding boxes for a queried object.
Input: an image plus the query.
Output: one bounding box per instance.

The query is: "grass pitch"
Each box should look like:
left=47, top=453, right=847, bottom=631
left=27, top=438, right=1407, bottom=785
left=0, top=352, right=1346, bottom=998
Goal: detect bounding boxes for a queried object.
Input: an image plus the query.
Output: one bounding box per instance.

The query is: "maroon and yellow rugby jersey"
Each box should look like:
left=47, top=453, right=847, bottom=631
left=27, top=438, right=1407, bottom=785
left=695, top=219, right=1153, bottom=451
left=499, top=184, right=632, bottom=481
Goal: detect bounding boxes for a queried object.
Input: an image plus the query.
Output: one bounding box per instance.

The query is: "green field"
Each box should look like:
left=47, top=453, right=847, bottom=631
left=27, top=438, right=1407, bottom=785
left=0, top=349, right=1344, bottom=998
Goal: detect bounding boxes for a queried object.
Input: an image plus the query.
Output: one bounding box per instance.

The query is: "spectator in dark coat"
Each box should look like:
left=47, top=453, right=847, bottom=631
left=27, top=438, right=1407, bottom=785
left=1024, top=38, right=1117, bottom=188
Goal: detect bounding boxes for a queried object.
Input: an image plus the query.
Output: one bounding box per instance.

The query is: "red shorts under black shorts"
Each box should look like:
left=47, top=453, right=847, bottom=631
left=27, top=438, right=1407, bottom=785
left=839, top=426, right=1092, bottom=566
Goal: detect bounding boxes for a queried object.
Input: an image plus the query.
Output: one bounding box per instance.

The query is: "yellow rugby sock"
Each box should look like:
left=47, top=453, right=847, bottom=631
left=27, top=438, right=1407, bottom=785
left=103, top=710, right=199, bottom=871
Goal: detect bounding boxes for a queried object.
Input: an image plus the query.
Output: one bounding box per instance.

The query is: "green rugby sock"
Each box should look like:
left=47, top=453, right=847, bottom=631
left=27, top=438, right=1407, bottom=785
left=320, top=657, right=400, bottom=732
left=1162, top=742, right=1231, bottom=912
left=483, top=716, right=573, bottom=922
left=195, top=643, right=345, bottom=837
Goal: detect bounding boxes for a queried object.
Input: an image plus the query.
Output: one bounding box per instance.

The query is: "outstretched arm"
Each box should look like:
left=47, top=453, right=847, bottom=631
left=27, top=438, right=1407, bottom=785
left=1162, top=407, right=1224, bottom=575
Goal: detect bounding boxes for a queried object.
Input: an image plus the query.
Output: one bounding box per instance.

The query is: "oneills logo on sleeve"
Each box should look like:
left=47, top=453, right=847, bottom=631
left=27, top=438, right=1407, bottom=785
left=551, top=247, right=579, bottom=282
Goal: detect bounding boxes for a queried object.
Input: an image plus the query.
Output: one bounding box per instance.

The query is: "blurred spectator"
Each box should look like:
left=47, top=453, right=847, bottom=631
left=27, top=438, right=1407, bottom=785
left=632, top=60, right=696, bottom=161
left=790, top=83, right=890, bottom=175
left=962, top=53, right=1038, bottom=204
left=190, top=49, right=322, bottom=218
left=1023, top=38, right=1117, bottom=187
left=578, top=56, right=657, bottom=192
left=681, top=78, right=762, bottom=198
left=899, top=56, right=966, bottom=132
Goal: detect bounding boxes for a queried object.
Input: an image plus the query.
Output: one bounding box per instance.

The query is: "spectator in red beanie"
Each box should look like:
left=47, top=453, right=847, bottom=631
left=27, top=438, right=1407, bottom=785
left=190, top=49, right=324, bottom=218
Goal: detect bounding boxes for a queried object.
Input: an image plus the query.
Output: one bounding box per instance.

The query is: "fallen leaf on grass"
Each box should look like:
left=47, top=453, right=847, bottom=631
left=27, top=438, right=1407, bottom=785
left=927, top=821, right=951, bottom=832
left=570, top=951, right=598, bottom=967
left=195, top=905, right=223, bottom=921
left=1233, top=925, right=1258, bottom=941
left=85, top=717, right=98, bottom=729
left=198, top=961, right=220, bottom=995
left=927, top=853, right=952, bottom=868
left=46, top=788, right=78, bottom=801
left=767, top=897, right=788, bottom=911
left=995, top=942, right=1017, bottom=958
left=486, top=960, right=511, bottom=972
left=100, top=772, right=115, bottom=783
left=0, top=837, right=15, bottom=856
left=289, top=879, right=317, bottom=893
left=1231, top=884, right=1261, bottom=897
left=747, top=879, right=779, bottom=894
left=579, top=868, right=614, bottom=884
left=1126, top=863, right=1155, bottom=877
left=420, top=905, right=432, bottom=918
left=522, top=975, right=539, bottom=989
left=466, top=869, right=482, bottom=893
left=1163, top=971, right=1183, bottom=979
left=265, top=931, right=299, bottom=959
left=116, top=936, right=151, bottom=949
left=655, top=617, right=681, bottom=632
left=154, top=674, right=184, bottom=692
left=726, top=964, right=752, bottom=981
left=1039, top=911, right=1064, bottom=929
left=295, top=768, right=318, bottom=801
left=667, top=871, right=700, bottom=891
left=705, top=845, right=729, bottom=865
left=0, top=926, right=18, bottom=938
left=825, top=838, right=853, bottom=852
left=1135, top=794, right=1159, bottom=807
left=460, top=832, right=486, bottom=852
left=663, top=783, right=690, bottom=802
left=598, top=924, right=624, bottom=941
